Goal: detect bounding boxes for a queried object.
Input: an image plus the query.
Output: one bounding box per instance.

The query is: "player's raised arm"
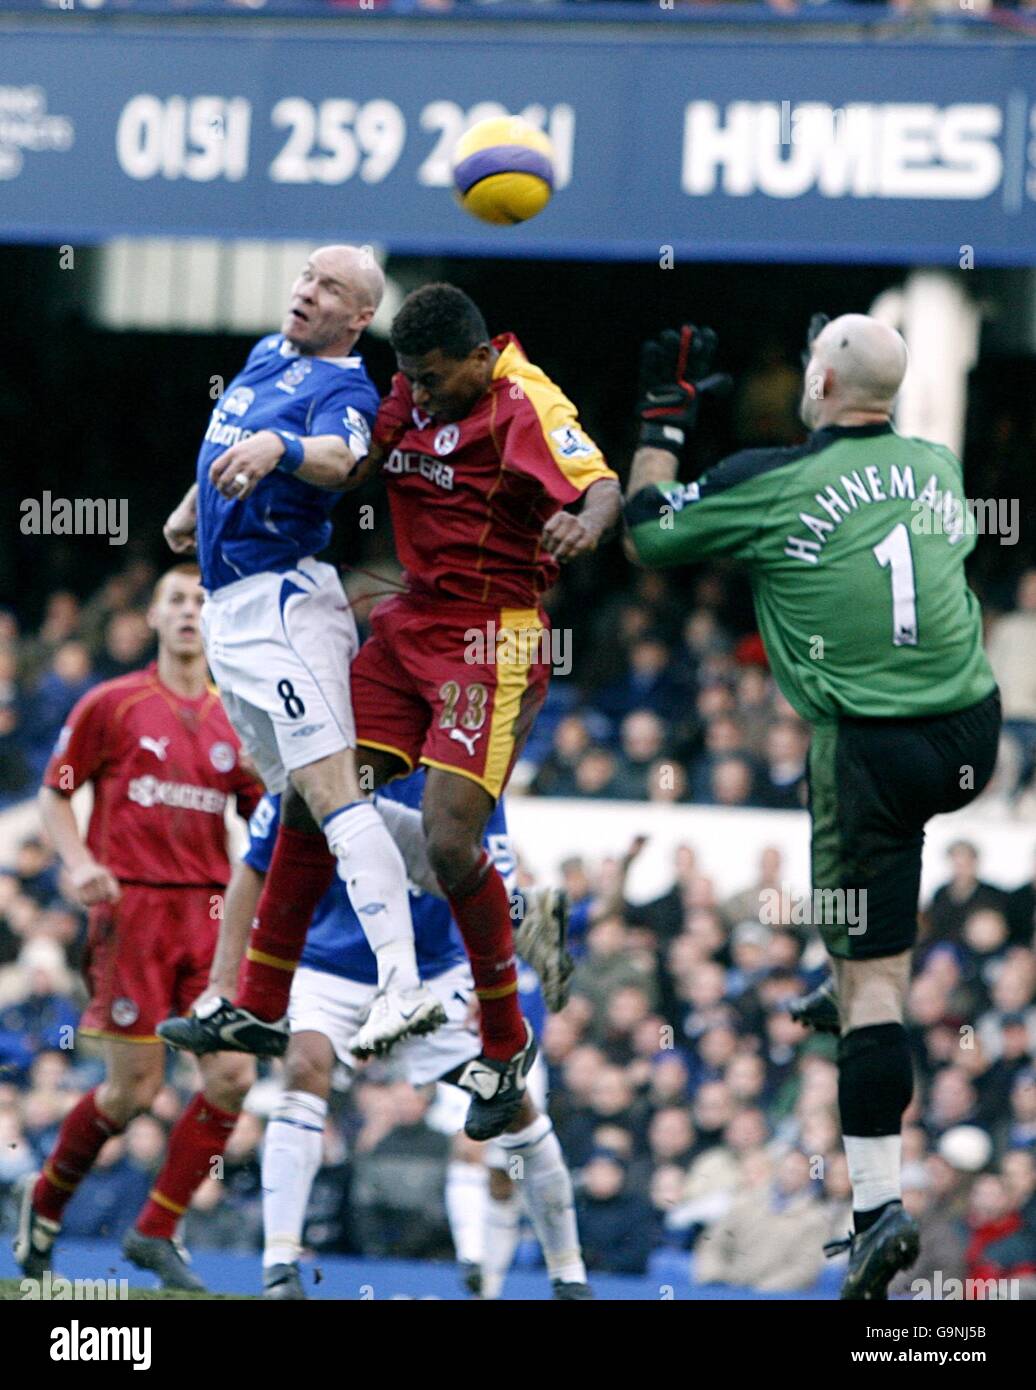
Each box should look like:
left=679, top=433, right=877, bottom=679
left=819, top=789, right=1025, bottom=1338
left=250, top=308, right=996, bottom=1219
left=624, top=325, right=780, bottom=571
left=207, top=427, right=366, bottom=499
left=540, top=476, right=622, bottom=563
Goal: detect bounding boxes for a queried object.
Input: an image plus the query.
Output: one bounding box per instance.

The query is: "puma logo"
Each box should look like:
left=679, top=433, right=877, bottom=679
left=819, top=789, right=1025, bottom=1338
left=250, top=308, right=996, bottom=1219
left=139, top=736, right=170, bottom=761
left=449, top=728, right=483, bottom=758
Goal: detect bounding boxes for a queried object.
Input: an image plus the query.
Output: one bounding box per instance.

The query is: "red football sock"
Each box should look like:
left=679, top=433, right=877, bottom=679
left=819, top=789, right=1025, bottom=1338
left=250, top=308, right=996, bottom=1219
left=33, top=1088, right=123, bottom=1223
left=135, top=1094, right=238, bottom=1239
left=445, top=851, right=526, bottom=1062
left=235, top=825, right=337, bottom=1021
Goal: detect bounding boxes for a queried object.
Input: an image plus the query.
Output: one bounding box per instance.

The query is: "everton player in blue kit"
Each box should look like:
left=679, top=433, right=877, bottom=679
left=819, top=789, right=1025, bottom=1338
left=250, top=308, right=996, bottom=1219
left=160, top=246, right=444, bottom=1062
left=211, top=769, right=589, bottom=1301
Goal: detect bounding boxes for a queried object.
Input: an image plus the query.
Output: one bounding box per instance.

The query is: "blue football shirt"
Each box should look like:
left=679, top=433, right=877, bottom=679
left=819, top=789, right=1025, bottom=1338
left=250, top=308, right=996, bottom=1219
left=195, top=334, right=379, bottom=592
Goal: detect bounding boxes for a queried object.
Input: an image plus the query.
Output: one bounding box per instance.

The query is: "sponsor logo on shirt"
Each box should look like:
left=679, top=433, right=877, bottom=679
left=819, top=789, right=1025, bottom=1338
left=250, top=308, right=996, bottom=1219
left=222, top=386, right=255, bottom=418
left=385, top=449, right=455, bottom=491
left=550, top=425, right=595, bottom=460
left=127, top=776, right=228, bottom=814
left=204, top=408, right=256, bottom=450
left=276, top=360, right=313, bottom=394
left=139, top=735, right=170, bottom=762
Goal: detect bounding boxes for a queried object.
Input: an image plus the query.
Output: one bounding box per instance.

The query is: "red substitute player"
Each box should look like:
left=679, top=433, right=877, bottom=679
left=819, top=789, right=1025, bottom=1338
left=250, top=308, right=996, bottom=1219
left=14, top=564, right=262, bottom=1291
left=352, top=284, right=622, bottom=1140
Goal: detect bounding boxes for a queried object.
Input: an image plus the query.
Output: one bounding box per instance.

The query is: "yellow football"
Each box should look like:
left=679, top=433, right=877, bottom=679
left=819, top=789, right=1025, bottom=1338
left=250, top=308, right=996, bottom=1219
left=451, top=116, right=556, bottom=226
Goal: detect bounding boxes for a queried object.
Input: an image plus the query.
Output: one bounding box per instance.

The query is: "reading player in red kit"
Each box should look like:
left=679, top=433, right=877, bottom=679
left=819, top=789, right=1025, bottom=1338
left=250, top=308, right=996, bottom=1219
left=352, top=285, right=622, bottom=1140
left=14, top=565, right=263, bottom=1291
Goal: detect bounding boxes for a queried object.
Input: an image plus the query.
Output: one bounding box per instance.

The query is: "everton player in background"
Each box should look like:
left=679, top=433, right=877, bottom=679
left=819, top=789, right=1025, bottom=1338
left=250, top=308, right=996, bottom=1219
left=160, top=247, right=445, bottom=1063
left=15, top=565, right=262, bottom=1291
left=624, top=315, right=1001, bottom=1299
left=223, top=773, right=589, bottom=1301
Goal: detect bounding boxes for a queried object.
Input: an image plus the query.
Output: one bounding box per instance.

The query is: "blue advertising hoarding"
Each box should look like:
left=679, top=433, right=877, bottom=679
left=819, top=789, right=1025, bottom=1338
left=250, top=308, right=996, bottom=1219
left=1, top=22, right=1035, bottom=264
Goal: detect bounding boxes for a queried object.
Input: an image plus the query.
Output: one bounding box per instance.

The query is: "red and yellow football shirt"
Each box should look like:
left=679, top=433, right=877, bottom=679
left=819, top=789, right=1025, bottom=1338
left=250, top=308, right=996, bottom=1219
left=43, top=664, right=262, bottom=888
left=376, top=333, right=617, bottom=609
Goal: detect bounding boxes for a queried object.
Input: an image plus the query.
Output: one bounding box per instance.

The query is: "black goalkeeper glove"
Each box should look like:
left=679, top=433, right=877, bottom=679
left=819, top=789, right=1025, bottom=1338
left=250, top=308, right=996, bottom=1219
left=635, top=324, right=732, bottom=457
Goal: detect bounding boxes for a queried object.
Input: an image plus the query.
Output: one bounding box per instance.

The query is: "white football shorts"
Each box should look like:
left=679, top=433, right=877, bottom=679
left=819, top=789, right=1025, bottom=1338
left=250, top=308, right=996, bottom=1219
left=202, top=557, right=357, bottom=794
left=288, top=960, right=482, bottom=1087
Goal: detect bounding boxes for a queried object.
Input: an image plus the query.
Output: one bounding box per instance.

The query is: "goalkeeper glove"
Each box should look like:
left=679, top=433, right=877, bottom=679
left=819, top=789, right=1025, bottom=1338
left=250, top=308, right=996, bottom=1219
left=801, top=312, right=830, bottom=367
left=635, top=324, right=731, bottom=457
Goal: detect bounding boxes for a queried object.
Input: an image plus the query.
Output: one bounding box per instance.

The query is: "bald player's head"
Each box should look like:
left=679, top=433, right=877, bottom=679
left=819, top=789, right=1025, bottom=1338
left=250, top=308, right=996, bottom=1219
left=282, top=244, right=385, bottom=356
left=800, top=313, right=908, bottom=431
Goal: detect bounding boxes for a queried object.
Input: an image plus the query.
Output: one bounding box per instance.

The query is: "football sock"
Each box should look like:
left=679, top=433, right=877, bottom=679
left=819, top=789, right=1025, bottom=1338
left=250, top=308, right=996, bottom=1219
left=135, top=1094, right=237, bottom=1239
left=262, top=1090, right=327, bottom=1269
left=33, top=1088, right=122, bottom=1223
left=445, top=1160, right=489, bottom=1266
left=372, top=795, right=445, bottom=900
left=480, top=1189, right=522, bottom=1301
left=323, top=801, right=420, bottom=992
left=236, top=826, right=337, bottom=1021
left=495, top=1114, right=586, bottom=1285
left=444, top=851, right=525, bottom=1061
left=839, top=1022, right=913, bottom=1231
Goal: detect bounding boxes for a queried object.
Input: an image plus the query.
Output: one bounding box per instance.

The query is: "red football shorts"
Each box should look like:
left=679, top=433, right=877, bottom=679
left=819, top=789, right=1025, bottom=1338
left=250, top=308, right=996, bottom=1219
left=80, top=884, right=221, bottom=1043
left=351, top=595, right=552, bottom=800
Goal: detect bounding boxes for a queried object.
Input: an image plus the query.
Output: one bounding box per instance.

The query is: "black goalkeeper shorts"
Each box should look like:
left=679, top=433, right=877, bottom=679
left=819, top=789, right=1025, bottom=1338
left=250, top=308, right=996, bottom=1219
left=808, top=688, right=1001, bottom=960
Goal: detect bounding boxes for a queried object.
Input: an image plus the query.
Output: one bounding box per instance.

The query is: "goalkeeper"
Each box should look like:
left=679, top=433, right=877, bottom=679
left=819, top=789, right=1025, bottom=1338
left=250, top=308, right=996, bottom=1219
left=623, top=315, right=1001, bottom=1300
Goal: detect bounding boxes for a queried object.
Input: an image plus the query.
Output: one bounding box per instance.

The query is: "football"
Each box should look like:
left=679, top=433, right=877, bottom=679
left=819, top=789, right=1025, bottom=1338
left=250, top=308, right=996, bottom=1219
left=451, top=116, right=556, bottom=226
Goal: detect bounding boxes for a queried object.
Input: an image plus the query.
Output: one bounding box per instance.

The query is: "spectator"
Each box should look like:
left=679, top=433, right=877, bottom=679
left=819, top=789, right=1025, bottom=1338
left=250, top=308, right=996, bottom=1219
left=759, top=721, right=809, bottom=810
left=351, top=1085, right=451, bottom=1259
left=530, top=714, right=592, bottom=797
left=23, top=641, right=96, bottom=778
left=1006, top=1070, right=1036, bottom=1152
left=986, top=569, right=1036, bottom=799
left=0, top=940, right=79, bottom=1084
left=696, top=1149, right=831, bottom=1292
left=708, top=755, right=755, bottom=808
left=575, top=1151, right=656, bottom=1276
left=611, top=710, right=668, bottom=800
left=590, top=635, right=693, bottom=733
left=572, top=746, right=619, bottom=799
left=925, top=842, right=1008, bottom=947
left=95, top=610, right=154, bottom=681
left=1005, top=849, right=1036, bottom=949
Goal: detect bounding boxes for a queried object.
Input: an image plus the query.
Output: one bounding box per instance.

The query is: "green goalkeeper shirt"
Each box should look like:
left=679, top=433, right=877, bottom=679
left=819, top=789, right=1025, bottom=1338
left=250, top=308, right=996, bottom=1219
left=624, top=422, right=996, bottom=724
